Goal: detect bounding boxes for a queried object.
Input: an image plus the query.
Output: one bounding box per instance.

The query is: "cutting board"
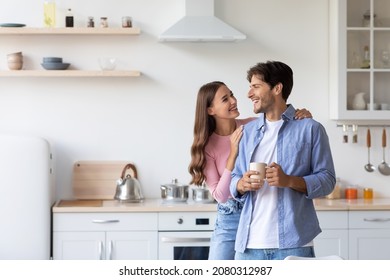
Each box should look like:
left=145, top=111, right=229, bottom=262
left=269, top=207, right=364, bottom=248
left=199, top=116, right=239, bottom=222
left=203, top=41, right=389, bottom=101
left=58, top=200, right=102, bottom=207
left=72, top=161, right=137, bottom=199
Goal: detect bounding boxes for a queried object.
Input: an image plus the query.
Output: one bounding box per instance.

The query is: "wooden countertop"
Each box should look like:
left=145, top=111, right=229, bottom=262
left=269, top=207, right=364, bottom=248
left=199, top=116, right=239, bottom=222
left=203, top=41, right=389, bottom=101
left=314, top=198, right=390, bottom=210
left=52, top=198, right=218, bottom=213
left=52, top=198, right=390, bottom=213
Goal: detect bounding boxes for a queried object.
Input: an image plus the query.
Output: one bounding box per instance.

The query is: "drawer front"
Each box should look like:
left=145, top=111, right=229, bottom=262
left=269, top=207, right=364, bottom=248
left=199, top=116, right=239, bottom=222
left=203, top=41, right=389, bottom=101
left=316, top=211, right=348, bottom=229
left=54, top=212, right=158, bottom=231
left=349, top=211, right=390, bottom=229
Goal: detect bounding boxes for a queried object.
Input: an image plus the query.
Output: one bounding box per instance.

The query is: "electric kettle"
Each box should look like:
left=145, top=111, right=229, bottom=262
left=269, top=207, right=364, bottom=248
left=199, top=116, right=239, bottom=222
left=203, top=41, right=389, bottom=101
left=114, top=163, right=144, bottom=202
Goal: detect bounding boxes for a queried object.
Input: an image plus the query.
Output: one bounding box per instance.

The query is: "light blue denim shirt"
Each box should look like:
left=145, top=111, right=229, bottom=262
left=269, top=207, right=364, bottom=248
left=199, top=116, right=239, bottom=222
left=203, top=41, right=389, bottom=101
left=230, top=105, right=336, bottom=253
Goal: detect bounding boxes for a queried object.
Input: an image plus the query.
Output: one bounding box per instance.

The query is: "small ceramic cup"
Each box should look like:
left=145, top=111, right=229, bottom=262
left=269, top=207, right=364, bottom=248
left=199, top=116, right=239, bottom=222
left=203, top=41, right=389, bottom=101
left=367, top=103, right=379, bottom=110
left=380, top=103, right=389, bottom=110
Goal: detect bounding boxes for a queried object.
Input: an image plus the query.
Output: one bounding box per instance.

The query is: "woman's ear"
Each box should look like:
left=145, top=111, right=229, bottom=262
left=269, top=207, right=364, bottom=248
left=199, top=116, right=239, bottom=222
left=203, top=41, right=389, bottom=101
left=207, top=106, right=215, bottom=116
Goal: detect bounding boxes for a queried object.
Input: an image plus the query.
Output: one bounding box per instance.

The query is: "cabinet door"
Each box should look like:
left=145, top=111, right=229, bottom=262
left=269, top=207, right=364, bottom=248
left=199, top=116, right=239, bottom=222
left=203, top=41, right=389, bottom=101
left=349, top=229, right=390, bottom=259
left=315, top=211, right=348, bottom=259
left=329, top=0, right=390, bottom=120
left=53, top=232, right=105, bottom=260
left=106, top=231, right=158, bottom=260
left=349, top=210, right=390, bottom=259
left=314, top=230, right=349, bottom=259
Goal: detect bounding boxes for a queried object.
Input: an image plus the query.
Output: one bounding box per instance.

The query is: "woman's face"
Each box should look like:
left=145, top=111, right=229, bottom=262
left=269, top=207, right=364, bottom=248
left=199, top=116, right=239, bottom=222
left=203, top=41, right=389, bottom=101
left=207, top=85, right=240, bottom=120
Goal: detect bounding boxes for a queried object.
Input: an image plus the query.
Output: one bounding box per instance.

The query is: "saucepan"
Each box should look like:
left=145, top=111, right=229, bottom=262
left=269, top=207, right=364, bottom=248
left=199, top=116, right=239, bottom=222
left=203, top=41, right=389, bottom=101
left=160, top=178, right=189, bottom=202
left=191, top=183, right=215, bottom=203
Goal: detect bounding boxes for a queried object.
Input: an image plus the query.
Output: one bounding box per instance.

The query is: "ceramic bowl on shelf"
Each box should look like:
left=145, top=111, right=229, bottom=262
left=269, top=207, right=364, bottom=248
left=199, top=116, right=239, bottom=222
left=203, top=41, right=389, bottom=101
left=41, top=62, right=70, bottom=70
left=42, top=57, right=63, bottom=63
left=98, top=58, right=116, bottom=70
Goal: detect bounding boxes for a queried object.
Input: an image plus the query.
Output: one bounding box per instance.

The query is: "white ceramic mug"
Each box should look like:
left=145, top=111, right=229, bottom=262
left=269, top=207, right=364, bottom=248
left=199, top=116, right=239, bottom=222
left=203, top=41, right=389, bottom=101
left=249, top=162, right=267, bottom=180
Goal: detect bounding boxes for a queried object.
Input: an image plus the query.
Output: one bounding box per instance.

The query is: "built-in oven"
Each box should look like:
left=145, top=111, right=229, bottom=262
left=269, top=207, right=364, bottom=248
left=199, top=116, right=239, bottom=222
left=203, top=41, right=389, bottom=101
left=158, top=212, right=216, bottom=260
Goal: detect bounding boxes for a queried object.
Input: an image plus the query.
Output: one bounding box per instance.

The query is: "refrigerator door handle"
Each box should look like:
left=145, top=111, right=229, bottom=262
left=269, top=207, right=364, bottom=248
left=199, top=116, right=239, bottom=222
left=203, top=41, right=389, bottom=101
left=92, top=219, right=120, bottom=224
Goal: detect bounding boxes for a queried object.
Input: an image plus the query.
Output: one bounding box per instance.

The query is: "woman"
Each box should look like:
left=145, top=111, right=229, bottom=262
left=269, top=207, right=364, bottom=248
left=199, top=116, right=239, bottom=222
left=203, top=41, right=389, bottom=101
left=189, top=81, right=312, bottom=260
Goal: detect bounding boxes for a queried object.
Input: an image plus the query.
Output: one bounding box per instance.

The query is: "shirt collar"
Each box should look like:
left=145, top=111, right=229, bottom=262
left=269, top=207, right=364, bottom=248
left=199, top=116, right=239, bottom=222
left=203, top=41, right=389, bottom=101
left=255, top=104, right=296, bottom=130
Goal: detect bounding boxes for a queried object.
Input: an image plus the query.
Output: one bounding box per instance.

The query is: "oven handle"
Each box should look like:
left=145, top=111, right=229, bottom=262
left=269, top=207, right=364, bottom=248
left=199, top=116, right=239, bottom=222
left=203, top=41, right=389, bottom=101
left=161, top=237, right=211, bottom=243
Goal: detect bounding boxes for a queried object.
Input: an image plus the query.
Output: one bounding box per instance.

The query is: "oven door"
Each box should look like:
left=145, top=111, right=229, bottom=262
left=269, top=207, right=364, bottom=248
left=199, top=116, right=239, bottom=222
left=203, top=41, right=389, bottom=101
left=158, top=231, right=212, bottom=260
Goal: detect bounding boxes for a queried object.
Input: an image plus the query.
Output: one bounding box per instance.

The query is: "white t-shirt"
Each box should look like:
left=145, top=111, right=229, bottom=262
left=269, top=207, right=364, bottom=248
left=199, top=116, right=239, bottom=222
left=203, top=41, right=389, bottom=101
left=247, top=119, right=283, bottom=248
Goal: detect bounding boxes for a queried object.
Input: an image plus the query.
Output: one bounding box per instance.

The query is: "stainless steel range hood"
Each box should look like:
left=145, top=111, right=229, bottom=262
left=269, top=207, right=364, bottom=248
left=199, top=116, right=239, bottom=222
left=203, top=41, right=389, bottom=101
left=159, top=0, right=246, bottom=42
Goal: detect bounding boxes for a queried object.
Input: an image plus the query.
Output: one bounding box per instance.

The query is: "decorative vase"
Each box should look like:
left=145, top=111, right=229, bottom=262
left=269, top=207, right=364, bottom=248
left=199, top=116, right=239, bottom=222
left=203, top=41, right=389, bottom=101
left=352, top=92, right=366, bottom=110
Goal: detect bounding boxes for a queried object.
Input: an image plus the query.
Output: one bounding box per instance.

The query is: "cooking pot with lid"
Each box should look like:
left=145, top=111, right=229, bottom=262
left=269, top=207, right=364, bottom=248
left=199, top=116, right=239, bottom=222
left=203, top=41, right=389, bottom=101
left=160, top=178, right=188, bottom=202
left=191, top=183, right=215, bottom=203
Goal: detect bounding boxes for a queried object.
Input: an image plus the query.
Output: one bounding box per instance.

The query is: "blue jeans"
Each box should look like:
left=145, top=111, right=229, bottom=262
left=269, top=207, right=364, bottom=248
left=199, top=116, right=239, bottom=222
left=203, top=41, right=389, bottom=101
left=235, top=246, right=315, bottom=260
left=208, top=198, right=243, bottom=260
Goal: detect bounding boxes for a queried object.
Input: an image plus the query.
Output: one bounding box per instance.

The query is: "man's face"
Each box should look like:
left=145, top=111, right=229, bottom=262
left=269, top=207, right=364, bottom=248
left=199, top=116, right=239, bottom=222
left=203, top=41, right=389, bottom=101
left=247, top=75, right=275, bottom=114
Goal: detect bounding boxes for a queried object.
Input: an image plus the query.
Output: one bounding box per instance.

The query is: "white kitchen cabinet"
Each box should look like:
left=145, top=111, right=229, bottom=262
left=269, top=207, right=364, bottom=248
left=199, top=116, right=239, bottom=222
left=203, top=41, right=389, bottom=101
left=0, top=27, right=141, bottom=77
left=349, top=210, right=390, bottom=259
left=53, top=212, right=158, bottom=260
left=329, top=0, right=390, bottom=121
left=314, top=211, right=349, bottom=259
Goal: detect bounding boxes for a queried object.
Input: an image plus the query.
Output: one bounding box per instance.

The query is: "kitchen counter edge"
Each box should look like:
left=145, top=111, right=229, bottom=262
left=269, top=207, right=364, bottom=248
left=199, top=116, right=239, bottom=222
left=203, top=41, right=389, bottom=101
left=52, top=198, right=390, bottom=213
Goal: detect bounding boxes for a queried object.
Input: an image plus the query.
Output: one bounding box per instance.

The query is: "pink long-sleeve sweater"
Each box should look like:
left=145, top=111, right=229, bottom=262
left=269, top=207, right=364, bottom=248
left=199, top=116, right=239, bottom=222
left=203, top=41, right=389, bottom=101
left=204, top=118, right=255, bottom=203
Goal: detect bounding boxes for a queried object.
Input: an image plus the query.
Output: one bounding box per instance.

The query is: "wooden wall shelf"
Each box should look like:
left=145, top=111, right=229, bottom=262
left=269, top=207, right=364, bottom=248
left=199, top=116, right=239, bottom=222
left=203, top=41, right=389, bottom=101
left=0, top=27, right=141, bottom=35
left=0, top=70, right=141, bottom=77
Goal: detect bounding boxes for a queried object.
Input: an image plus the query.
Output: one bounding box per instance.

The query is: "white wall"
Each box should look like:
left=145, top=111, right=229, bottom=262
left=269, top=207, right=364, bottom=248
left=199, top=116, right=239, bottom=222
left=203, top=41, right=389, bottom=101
left=0, top=0, right=389, bottom=199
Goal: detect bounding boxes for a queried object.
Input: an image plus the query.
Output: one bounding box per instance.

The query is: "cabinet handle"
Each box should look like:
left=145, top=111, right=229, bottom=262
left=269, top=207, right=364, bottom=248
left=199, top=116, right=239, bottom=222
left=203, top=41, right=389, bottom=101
left=108, top=240, right=113, bottom=260
left=363, top=218, right=390, bottom=222
left=92, top=219, right=120, bottom=223
left=161, top=237, right=211, bottom=243
left=98, top=241, right=104, bottom=260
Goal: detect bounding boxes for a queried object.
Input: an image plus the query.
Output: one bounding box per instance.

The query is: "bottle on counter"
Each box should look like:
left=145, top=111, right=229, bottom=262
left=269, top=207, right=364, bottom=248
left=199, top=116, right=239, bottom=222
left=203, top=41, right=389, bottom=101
left=43, top=0, right=56, bottom=27
left=65, top=8, right=74, bottom=27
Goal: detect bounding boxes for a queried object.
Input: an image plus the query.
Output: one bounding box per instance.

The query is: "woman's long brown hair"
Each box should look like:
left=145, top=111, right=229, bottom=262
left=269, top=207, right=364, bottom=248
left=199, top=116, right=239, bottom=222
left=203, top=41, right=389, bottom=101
left=189, top=81, right=225, bottom=185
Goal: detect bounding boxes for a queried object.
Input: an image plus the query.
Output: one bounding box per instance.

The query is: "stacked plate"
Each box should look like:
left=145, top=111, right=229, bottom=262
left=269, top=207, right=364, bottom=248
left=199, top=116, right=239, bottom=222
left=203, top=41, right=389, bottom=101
left=41, top=57, right=70, bottom=70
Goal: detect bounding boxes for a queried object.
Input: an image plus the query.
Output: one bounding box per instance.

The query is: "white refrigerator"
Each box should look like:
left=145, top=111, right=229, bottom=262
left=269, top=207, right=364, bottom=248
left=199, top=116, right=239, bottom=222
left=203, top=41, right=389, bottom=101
left=0, top=133, right=54, bottom=259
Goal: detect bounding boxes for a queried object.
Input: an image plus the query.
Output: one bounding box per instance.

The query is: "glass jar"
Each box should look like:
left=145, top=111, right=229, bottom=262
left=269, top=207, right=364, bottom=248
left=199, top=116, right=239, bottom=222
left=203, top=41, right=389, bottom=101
left=326, top=178, right=342, bottom=199
left=345, top=187, right=358, bottom=199
left=363, top=188, right=373, bottom=199
left=362, top=10, right=377, bottom=27
left=122, top=16, right=132, bottom=28
left=100, top=17, right=108, bottom=28
left=362, top=10, right=370, bottom=27
left=43, top=0, right=56, bottom=27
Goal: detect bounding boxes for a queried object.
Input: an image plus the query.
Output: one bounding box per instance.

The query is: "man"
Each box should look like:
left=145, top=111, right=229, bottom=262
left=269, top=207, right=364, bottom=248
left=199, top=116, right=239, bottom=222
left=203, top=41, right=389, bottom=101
left=230, top=61, right=335, bottom=260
